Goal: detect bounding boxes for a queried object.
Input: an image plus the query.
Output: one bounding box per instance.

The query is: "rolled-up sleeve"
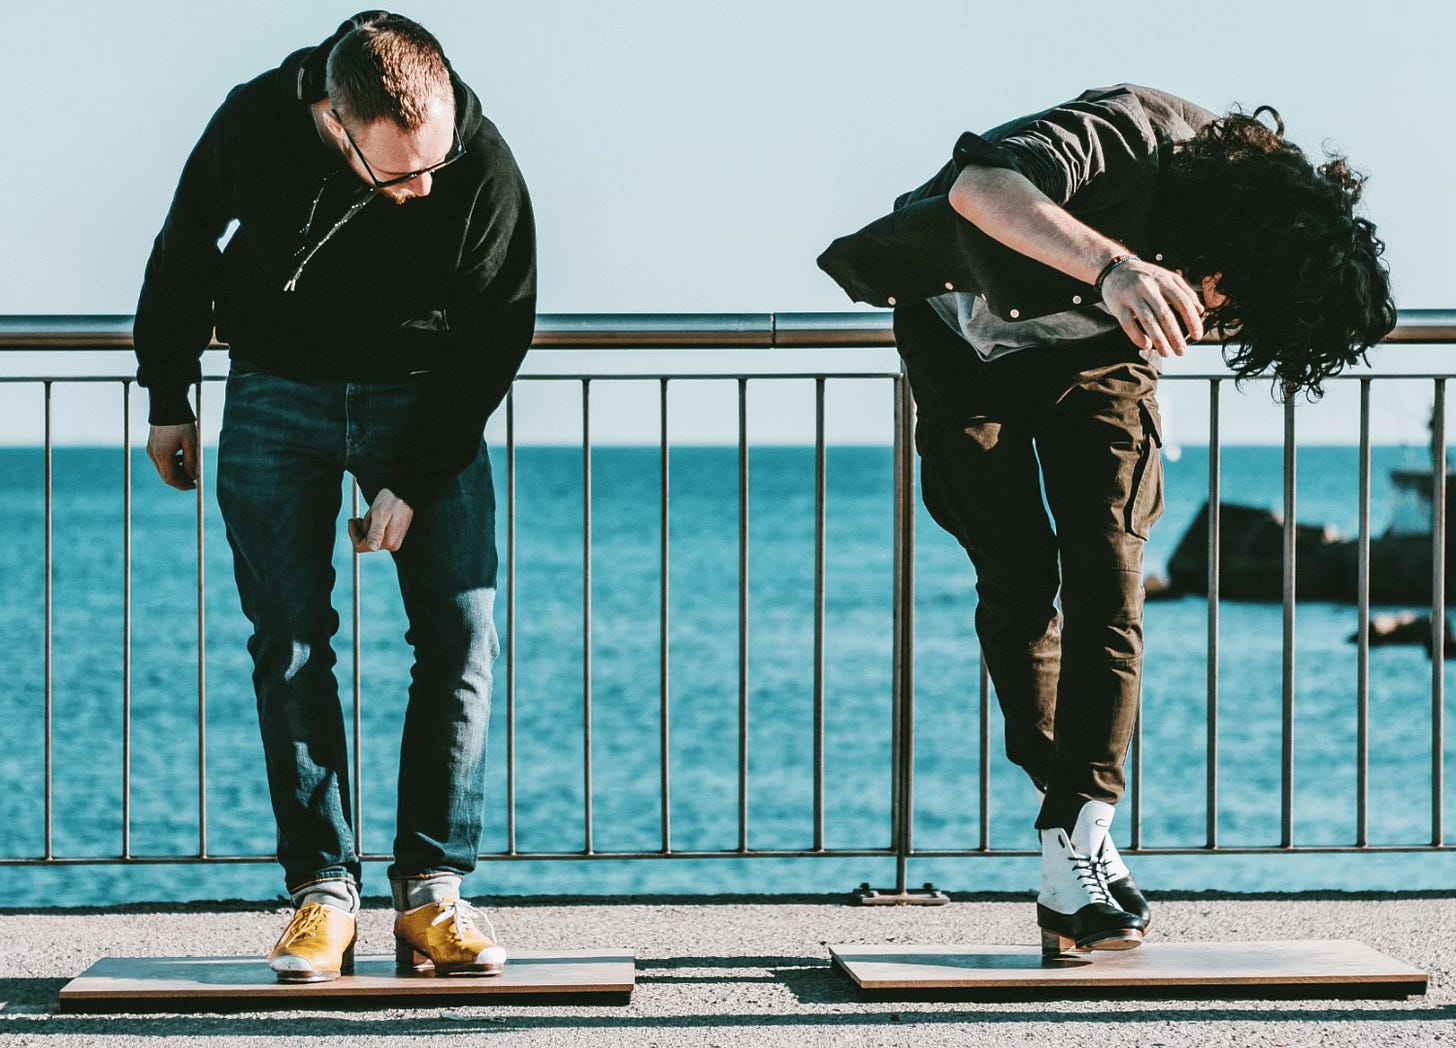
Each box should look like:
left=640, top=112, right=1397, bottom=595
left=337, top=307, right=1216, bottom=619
left=953, top=91, right=1159, bottom=205
left=819, top=86, right=1176, bottom=317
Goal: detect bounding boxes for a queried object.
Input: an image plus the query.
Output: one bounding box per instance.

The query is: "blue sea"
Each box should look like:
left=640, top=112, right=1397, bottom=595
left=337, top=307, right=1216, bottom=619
left=2, top=444, right=1454, bottom=905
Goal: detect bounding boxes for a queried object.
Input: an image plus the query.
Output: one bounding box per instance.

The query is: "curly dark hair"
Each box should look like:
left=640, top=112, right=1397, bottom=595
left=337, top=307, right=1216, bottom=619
left=1164, top=108, right=1396, bottom=400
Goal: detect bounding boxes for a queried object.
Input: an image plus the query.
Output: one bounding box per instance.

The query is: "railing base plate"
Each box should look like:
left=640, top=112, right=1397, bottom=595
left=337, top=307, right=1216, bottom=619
left=854, top=882, right=950, bottom=906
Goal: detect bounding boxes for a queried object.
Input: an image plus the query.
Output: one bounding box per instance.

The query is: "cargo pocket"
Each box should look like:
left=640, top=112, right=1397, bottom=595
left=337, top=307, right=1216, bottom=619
left=1124, top=399, right=1165, bottom=540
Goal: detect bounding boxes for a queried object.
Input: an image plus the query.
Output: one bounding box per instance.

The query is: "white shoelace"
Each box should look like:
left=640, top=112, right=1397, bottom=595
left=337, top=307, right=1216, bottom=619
left=429, top=899, right=500, bottom=945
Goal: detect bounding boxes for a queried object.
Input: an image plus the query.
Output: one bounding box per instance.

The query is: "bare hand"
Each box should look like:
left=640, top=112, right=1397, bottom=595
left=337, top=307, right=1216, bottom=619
left=147, top=423, right=200, bottom=491
left=1100, top=259, right=1205, bottom=357
left=348, top=487, right=414, bottom=553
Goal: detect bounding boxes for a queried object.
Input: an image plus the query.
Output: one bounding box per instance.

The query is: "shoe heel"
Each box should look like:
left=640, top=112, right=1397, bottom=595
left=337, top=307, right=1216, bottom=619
left=1041, top=928, right=1078, bottom=958
left=395, top=937, right=432, bottom=974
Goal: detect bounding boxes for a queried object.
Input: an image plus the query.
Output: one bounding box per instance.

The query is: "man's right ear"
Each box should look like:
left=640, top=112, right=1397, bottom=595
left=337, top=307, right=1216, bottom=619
left=315, top=102, right=347, bottom=143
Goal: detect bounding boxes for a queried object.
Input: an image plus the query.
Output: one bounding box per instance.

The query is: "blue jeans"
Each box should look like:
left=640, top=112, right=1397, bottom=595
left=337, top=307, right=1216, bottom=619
left=217, top=366, right=499, bottom=897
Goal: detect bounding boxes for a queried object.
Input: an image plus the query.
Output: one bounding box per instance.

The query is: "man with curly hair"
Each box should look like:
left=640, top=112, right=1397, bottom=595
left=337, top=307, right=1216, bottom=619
left=818, top=84, right=1394, bottom=955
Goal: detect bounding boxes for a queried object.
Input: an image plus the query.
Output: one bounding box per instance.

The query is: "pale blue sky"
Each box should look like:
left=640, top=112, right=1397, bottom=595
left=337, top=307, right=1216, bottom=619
left=1, top=0, right=1452, bottom=446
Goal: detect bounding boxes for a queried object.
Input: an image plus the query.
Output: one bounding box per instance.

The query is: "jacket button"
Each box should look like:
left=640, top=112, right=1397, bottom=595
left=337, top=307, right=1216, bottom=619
left=944, top=282, right=955, bottom=290
left=1155, top=253, right=1165, bottom=261
left=887, top=296, right=897, bottom=306
left=1071, top=295, right=1082, bottom=305
left=1009, top=309, right=1020, bottom=318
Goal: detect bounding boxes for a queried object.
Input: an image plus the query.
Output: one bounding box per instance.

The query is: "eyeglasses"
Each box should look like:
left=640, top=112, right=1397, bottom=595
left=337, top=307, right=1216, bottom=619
left=331, top=108, right=464, bottom=190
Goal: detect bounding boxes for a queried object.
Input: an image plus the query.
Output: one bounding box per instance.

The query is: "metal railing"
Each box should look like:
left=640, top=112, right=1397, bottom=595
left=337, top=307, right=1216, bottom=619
left=2, top=310, right=1455, bottom=897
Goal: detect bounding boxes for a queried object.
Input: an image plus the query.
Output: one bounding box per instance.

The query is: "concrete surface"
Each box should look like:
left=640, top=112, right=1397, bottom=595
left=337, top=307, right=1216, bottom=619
left=2, top=892, right=1453, bottom=1047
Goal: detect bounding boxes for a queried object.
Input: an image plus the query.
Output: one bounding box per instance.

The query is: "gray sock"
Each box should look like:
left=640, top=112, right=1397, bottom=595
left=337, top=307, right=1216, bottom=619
left=292, top=879, right=360, bottom=916
left=392, top=874, right=463, bottom=912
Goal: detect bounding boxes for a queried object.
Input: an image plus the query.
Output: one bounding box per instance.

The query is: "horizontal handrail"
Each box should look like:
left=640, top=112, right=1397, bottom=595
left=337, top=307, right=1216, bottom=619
left=2, top=308, right=1453, bottom=350
left=4, top=312, right=1455, bottom=893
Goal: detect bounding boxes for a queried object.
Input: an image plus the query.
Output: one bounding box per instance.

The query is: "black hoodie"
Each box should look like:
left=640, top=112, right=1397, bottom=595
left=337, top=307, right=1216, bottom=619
left=134, top=15, right=536, bottom=504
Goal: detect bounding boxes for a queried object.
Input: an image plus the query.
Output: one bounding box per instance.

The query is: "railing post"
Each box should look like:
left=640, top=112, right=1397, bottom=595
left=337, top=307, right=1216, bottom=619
left=1356, top=379, right=1372, bottom=847
left=857, top=368, right=945, bottom=905
left=1280, top=393, right=1297, bottom=850
left=43, top=381, right=53, bottom=861
left=582, top=378, right=594, bottom=856
left=812, top=377, right=827, bottom=854
left=893, top=372, right=913, bottom=892
left=1431, top=379, right=1446, bottom=846
left=737, top=377, right=750, bottom=854
left=195, top=380, right=208, bottom=859
left=1206, top=379, right=1222, bottom=849
left=350, top=479, right=362, bottom=857
left=659, top=378, right=672, bottom=854
left=978, top=657, right=991, bottom=852
left=505, top=390, right=518, bottom=855
left=122, top=380, right=133, bottom=860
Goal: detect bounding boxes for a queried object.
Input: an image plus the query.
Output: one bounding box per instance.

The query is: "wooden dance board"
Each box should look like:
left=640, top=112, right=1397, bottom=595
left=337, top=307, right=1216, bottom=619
left=59, top=950, right=635, bottom=1011
left=829, top=941, right=1426, bottom=1001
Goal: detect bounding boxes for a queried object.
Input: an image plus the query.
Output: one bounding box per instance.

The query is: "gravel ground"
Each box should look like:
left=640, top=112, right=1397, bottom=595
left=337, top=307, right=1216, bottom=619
left=1, top=893, right=1453, bottom=1047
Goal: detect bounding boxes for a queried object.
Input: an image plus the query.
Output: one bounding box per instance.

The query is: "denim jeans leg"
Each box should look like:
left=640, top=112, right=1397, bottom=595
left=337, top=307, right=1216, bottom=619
left=383, top=444, right=497, bottom=880
left=342, top=376, right=500, bottom=883
left=216, top=370, right=361, bottom=894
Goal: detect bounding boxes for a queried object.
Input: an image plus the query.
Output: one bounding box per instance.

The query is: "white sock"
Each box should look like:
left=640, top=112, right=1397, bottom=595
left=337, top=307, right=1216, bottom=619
left=293, top=879, right=359, bottom=916
left=394, top=874, right=463, bottom=911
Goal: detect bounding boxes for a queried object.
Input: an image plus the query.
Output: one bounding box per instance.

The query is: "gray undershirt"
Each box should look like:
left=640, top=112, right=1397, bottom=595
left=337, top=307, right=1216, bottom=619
left=928, top=292, right=1118, bottom=361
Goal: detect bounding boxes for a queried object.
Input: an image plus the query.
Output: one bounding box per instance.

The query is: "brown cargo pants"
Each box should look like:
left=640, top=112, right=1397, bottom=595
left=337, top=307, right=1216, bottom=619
left=903, top=307, right=1165, bottom=835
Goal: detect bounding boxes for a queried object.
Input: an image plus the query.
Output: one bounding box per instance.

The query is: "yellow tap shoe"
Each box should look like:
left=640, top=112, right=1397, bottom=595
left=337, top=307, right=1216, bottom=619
left=393, top=898, right=506, bottom=975
left=266, top=902, right=357, bottom=983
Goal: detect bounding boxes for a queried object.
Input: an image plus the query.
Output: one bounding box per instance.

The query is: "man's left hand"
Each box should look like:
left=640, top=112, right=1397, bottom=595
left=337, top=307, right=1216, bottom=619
left=348, top=488, right=414, bottom=553
left=1099, top=258, right=1205, bottom=358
